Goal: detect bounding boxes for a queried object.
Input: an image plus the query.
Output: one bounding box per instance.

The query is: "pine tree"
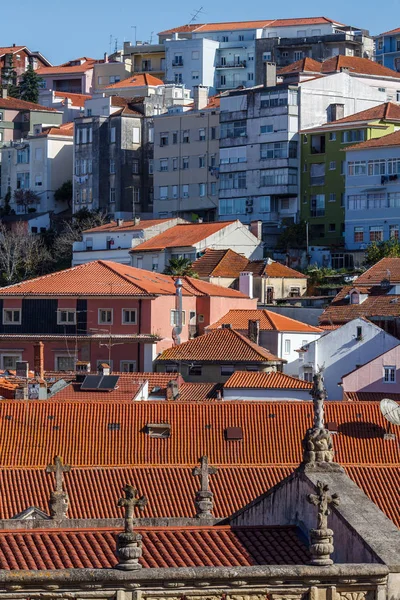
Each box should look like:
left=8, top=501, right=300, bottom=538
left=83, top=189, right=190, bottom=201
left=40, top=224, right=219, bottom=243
left=17, top=64, right=43, bottom=104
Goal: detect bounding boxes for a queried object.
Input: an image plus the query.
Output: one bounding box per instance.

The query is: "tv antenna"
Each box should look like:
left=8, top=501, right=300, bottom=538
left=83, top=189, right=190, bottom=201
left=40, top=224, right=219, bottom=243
left=114, top=38, right=118, bottom=53
left=189, top=6, right=205, bottom=25
left=109, top=35, right=113, bottom=54
left=149, top=31, right=154, bottom=44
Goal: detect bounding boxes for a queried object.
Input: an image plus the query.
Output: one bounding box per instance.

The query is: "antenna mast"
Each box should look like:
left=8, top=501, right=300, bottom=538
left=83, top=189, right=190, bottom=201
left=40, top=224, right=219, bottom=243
left=188, top=6, right=205, bottom=25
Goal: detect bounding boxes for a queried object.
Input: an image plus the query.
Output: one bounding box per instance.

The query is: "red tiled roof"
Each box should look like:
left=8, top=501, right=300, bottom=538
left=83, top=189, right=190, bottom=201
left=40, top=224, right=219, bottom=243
left=53, top=91, right=91, bottom=107
left=158, top=24, right=204, bottom=35
left=0, top=400, right=396, bottom=468
left=131, top=221, right=236, bottom=252
left=208, top=309, right=322, bottom=333
left=0, top=260, right=248, bottom=299
left=0, top=97, right=58, bottom=112
left=224, top=371, right=313, bottom=390
left=37, top=59, right=97, bottom=76
left=345, top=128, right=400, bottom=151
left=156, top=328, right=283, bottom=363
left=106, top=73, right=164, bottom=89
left=301, top=102, right=400, bottom=134
left=84, top=218, right=176, bottom=233
left=38, top=122, right=74, bottom=137
left=278, top=57, right=323, bottom=75
left=356, top=258, right=400, bottom=284
left=345, top=392, right=400, bottom=402
left=192, top=249, right=249, bottom=278
left=378, top=27, right=400, bottom=36
left=0, top=525, right=309, bottom=569
left=245, top=259, right=307, bottom=279
left=178, top=382, right=222, bottom=401
left=321, top=55, right=400, bottom=79
left=159, top=17, right=339, bottom=35
left=0, top=45, right=25, bottom=56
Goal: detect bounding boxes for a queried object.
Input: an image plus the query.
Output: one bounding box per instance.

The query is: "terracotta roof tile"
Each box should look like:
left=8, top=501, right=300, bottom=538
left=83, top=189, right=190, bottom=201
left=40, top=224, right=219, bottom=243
left=327, top=102, right=400, bottom=126
left=321, top=55, right=400, bottom=79
left=130, top=221, right=236, bottom=252
left=0, top=260, right=248, bottom=299
left=0, top=97, right=58, bottom=112
left=379, top=27, right=400, bottom=36
left=0, top=46, right=25, bottom=56
left=0, top=525, right=310, bottom=569
left=208, top=309, right=322, bottom=333
left=344, top=392, right=400, bottom=402
left=53, top=91, right=91, bottom=107
left=158, top=24, right=204, bottom=35
left=38, top=122, right=74, bottom=137
left=106, top=73, right=164, bottom=89
left=84, top=218, right=176, bottom=233
left=245, top=259, right=307, bottom=279
left=192, top=248, right=249, bottom=278
left=224, top=371, right=313, bottom=390
left=156, top=328, right=283, bottom=363
left=178, top=382, right=222, bottom=401
left=356, top=258, right=400, bottom=284
left=278, top=57, right=323, bottom=75
left=37, top=59, right=97, bottom=76
left=159, top=17, right=338, bottom=35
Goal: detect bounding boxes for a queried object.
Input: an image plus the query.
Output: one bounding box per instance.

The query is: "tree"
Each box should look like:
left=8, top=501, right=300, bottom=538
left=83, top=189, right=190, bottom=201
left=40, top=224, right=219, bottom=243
left=54, top=181, right=73, bottom=206
left=276, top=221, right=307, bottom=252
left=17, top=64, right=43, bottom=104
left=0, top=188, right=13, bottom=217
left=364, top=239, right=400, bottom=266
left=13, top=189, right=40, bottom=213
left=163, top=257, right=198, bottom=277
left=53, top=210, right=108, bottom=269
left=0, top=222, right=53, bottom=285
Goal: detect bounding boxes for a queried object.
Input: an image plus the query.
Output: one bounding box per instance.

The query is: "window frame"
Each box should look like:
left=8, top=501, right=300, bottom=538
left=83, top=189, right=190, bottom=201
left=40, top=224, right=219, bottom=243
left=57, top=309, right=76, bottom=325
left=383, top=366, right=396, bottom=384
left=2, top=308, right=21, bottom=325
left=98, top=308, right=113, bottom=325
left=122, top=308, right=137, bottom=325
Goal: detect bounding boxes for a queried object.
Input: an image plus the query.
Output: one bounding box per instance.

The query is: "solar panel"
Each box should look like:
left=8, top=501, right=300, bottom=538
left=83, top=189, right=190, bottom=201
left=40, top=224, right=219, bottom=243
left=98, top=375, right=119, bottom=390
left=81, top=375, right=102, bottom=390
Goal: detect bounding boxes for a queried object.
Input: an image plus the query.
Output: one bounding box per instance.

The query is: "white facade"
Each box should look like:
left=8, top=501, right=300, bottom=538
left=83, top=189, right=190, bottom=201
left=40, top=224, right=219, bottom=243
left=223, top=387, right=311, bottom=401
left=298, top=318, right=400, bottom=399
left=164, top=38, right=219, bottom=93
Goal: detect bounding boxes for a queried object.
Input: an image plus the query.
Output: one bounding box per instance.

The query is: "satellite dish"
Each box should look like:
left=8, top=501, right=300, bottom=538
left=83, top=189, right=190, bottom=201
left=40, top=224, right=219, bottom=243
left=380, top=398, right=400, bottom=426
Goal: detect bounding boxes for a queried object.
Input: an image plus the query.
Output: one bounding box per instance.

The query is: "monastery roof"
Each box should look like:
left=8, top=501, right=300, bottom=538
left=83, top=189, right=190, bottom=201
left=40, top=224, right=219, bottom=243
left=0, top=400, right=395, bottom=467
left=224, top=371, right=313, bottom=390
left=0, top=525, right=309, bottom=569
left=0, top=260, right=248, bottom=298
left=105, top=73, right=164, bottom=89
left=156, top=328, right=283, bottom=363
left=130, top=221, right=236, bottom=252
left=0, top=97, right=58, bottom=112
left=84, top=218, right=177, bottom=233
left=208, top=309, right=322, bottom=333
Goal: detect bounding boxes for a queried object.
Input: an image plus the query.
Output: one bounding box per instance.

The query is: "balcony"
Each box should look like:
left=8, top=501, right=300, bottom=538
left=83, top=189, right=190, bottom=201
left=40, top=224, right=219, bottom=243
left=172, top=60, right=183, bottom=67
left=216, top=60, right=247, bottom=69
left=216, top=80, right=247, bottom=90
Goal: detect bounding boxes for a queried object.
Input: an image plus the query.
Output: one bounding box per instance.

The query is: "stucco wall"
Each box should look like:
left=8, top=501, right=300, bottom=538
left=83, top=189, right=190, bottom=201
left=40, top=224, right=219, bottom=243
left=342, top=343, right=400, bottom=393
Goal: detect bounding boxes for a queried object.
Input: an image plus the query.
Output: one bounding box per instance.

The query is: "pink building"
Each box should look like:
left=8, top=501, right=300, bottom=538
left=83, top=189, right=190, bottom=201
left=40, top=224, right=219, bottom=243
left=36, top=58, right=98, bottom=94
left=0, top=260, right=255, bottom=373
left=342, top=344, right=400, bottom=394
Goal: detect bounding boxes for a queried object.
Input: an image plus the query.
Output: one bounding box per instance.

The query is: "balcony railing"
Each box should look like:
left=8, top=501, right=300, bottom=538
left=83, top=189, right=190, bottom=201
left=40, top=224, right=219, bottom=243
left=216, top=60, right=247, bottom=69
left=172, top=60, right=183, bottom=67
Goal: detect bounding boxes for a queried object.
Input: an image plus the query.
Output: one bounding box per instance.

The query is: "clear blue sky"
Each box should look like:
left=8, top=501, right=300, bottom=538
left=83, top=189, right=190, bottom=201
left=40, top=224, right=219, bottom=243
left=3, top=0, right=398, bottom=65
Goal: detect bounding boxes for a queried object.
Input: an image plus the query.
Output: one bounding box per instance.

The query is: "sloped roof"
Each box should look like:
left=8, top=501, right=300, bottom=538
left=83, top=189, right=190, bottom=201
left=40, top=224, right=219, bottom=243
left=378, top=26, right=400, bottom=36
left=278, top=57, right=323, bottom=75
left=0, top=260, right=248, bottom=298
left=131, top=221, right=236, bottom=252
left=356, top=258, right=400, bottom=284
left=301, top=102, right=400, bottom=133
left=192, top=248, right=249, bottom=278
left=0, top=45, right=25, bottom=56
left=345, top=128, right=400, bottom=151
left=105, top=73, right=164, bottom=89
left=84, top=218, right=176, bottom=233
left=345, top=392, right=400, bottom=402
left=156, top=328, right=283, bottom=363
left=159, top=17, right=340, bottom=35
left=53, top=91, right=91, bottom=107
left=36, top=59, right=97, bottom=76
left=0, top=525, right=309, bottom=569
left=281, top=56, right=400, bottom=79
left=208, top=309, right=322, bottom=333
left=38, top=122, right=74, bottom=137
left=0, top=400, right=396, bottom=467
left=0, top=97, right=58, bottom=112
left=246, top=259, right=307, bottom=278
left=224, top=371, right=313, bottom=390
left=319, top=286, right=400, bottom=324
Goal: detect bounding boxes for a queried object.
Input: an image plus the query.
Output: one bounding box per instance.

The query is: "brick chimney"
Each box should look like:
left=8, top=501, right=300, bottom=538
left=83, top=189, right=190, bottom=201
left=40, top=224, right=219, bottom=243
left=264, top=62, right=277, bottom=88
left=250, top=220, right=262, bottom=240
left=193, top=85, right=209, bottom=110
left=33, top=342, right=44, bottom=379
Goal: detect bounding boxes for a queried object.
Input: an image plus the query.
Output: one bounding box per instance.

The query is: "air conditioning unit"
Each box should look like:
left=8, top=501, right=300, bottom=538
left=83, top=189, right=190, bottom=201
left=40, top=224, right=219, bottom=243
left=246, top=199, right=253, bottom=206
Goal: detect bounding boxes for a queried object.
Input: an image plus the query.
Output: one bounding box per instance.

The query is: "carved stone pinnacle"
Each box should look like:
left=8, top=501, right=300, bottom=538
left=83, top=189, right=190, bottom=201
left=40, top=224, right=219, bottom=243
left=307, top=480, right=340, bottom=566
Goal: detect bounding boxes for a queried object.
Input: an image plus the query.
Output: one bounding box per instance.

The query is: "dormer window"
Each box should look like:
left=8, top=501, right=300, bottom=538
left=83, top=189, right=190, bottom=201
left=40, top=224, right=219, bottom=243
left=349, top=289, right=368, bottom=305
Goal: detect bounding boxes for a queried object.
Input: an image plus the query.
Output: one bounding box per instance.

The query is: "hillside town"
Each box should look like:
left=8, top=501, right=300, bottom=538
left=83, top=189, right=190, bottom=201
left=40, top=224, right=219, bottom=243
left=0, top=12, right=400, bottom=600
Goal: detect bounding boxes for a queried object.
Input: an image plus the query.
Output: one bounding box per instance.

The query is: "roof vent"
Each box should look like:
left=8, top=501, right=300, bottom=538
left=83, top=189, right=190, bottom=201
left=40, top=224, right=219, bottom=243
left=225, top=426, right=243, bottom=441
left=145, top=423, right=171, bottom=438
left=326, top=421, right=338, bottom=434
left=108, top=422, right=121, bottom=431
left=222, top=323, right=232, bottom=329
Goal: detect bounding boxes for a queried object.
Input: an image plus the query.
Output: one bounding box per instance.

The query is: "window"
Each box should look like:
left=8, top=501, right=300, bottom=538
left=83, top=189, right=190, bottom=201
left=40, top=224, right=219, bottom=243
left=389, top=192, right=400, bottom=208
left=342, top=130, right=364, bottom=143
left=199, top=128, right=206, bottom=141
left=329, top=223, right=336, bottom=232
left=56, top=356, right=75, bottom=371
left=192, top=71, right=199, bottom=80
left=294, top=51, right=303, bottom=61
left=239, top=35, right=244, bottom=41
left=329, top=132, right=336, bottom=141
left=348, top=195, right=367, bottom=210
left=182, top=157, right=189, bottom=169
left=221, top=365, right=234, bottom=376
left=189, top=364, right=202, bottom=376
left=57, top=309, right=76, bottom=325
left=211, top=127, right=217, bottom=140
left=0, top=112, right=2, bottom=121
left=133, top=188, right=140, bottom=204
left=17, top=148, right=29, bottom=164
left=247, top=72, right=254, bottom=81
left=348, top=161, right=366, bottom=176
left=192, top=51, right=199, bottom=59
left=210, top=182, right=217, bottom=195
left=98, top=309, right=113, bottom=324
left=329, top=193, right=336, bottom=202
left=172, top=131, right=178, bottom=144
left=367, top=193, right=386, bottom=209
left=170, top=310, right=186, bottom=326
left=289, top=287, right=300, bottom=297
left=2, top=354, right=22, bottom=370
left=3, top=309, right=21, bottom=325
left=132, top=159, right=139, bottom=174
left=199, top=155, right=205, bottom=168
left=356, top=326, right=363, bottom=340
left=182, top=184, right=189, bottom=198
left=132, top=128, right=140, bottom=144
left=172, top=185, right=178, bottom=198
left=182, top=130, right=190, bottom=143
left=397, top=91, right=400, bottom=102
left=160, top=132, right=169, bottom=147
left=121, top=361, right=137, bottom=372
left=173, top=54, right=183, bottom=66
left=284, top=339, right=291, bottom=354
left=35, top=175, right=42, bottom=187
left=329, top=161, right=336, bottom=170
left=210, top=154, right=217, bottom=167
left=159, top=186, right=168, bottom=200
left=260, top=168, right=297, bottom=186
left=354, top=227, right=364, bottom=242
left=303, top=371, right=313, bottom=383
left=219, top=198, right=246, bottom=215
left=260, top=124, right=273, bottom=134
left=16, top=173, right=29, bottom=189
left=368, top=159, right=386, bottom=176
left=166, top=364, right=178, bottom=373
left=109, top=187, right=116, bottom=203
left=388, top=159, right=400, bottom=175
left=110, top=159, right=115, bottom=174
left=171, top=157, right=178, bottom=171
left=222, top=36, right=229, bottom=42
left=220, top=146, right=246, bottom=164
left=311, top=135, right=325, bottom=154
left=310, top=195, right=325, bottom=217
left=110, top=127, right=116, bottom=143
left=149, top=127, right=154, bottom=143
left=310, top=163, right=325, bottom=186
left=390, top=225, right=399, bottom=239
left=122, top=309, right=137, bottom=324
left=220, top=172, right=246, bottom=190
left=383, top=366, right=396, bottom=383
left=260, top=141, right=297, bottom=159
left=160, top=159, right=168, bottom=172
left=370, top=226, right=384, bottom=242
left=220, top=120, right=246, bottom=139
left=199, top=183, right=206, bottom=197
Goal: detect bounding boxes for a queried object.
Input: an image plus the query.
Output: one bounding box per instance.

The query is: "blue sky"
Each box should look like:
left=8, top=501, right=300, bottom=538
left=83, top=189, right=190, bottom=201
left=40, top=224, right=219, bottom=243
left=3, top=0, right=398, bottom=65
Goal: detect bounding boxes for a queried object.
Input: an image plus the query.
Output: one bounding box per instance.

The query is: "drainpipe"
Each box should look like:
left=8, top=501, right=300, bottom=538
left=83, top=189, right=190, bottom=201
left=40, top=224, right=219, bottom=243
left=172, top=278, right=183, bottom=345
left=137, top=299, right=142, bottom=372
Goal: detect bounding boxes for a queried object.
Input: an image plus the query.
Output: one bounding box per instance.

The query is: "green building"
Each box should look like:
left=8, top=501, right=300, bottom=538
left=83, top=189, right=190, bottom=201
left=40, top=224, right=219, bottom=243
left=300, top=102, right=400, bottom=246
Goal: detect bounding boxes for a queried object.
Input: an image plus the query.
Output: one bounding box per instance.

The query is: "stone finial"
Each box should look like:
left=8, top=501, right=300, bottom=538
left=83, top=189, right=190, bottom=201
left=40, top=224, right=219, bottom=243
left=302, top=372, right=334, bottom=466
left=45, top=455, right=71, bottom=520
left=115, top=485, right=147, bottom=571
left=307, top=480, right=340, bottom=566
left=192, top=456, right=217, bottom=518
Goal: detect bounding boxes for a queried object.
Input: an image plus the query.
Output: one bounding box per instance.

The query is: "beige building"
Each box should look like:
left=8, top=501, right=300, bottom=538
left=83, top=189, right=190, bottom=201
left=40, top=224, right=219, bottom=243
left=153, top=87, right=219, bottom=220
left=93, top=59, right=132, bottom=92
left=119, top=41, right=166, bottom=79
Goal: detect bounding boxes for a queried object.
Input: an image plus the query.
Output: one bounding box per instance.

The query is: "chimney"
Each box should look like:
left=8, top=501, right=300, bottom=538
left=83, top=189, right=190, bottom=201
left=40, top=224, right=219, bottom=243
left=98, top=363, right=111, bottom=376
left=193, top=85, right=208, bottom=110
left=117, top=218, right=124, bottom=227
left=264, top=62, right=277, bottom=88
left=1, top=88, right=7, bottom=99
left=327, top=103, right=344, bottom=122
left=172, top=279, right=183, bottom=345
left=250, top=220, right=262, bottom=240
left=33, top=342, right=44, bottom=379
left=134, top=216, right=141, bottom=225
left=173, top=32, right=179, bottom=40
left=16, top=361, right=29, bottom=379
left=166, top=380, right=180, bottom=400
left=239, top=271, right=253, bottom=299
left=104, top=52, right=109, bottom=63
left=248, top=319, right=260, bottom=345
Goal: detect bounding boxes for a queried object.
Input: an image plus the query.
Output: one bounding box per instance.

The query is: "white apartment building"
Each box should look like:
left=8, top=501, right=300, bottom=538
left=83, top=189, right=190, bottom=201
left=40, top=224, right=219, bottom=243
left=0, top=123, right=73, bottom=216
